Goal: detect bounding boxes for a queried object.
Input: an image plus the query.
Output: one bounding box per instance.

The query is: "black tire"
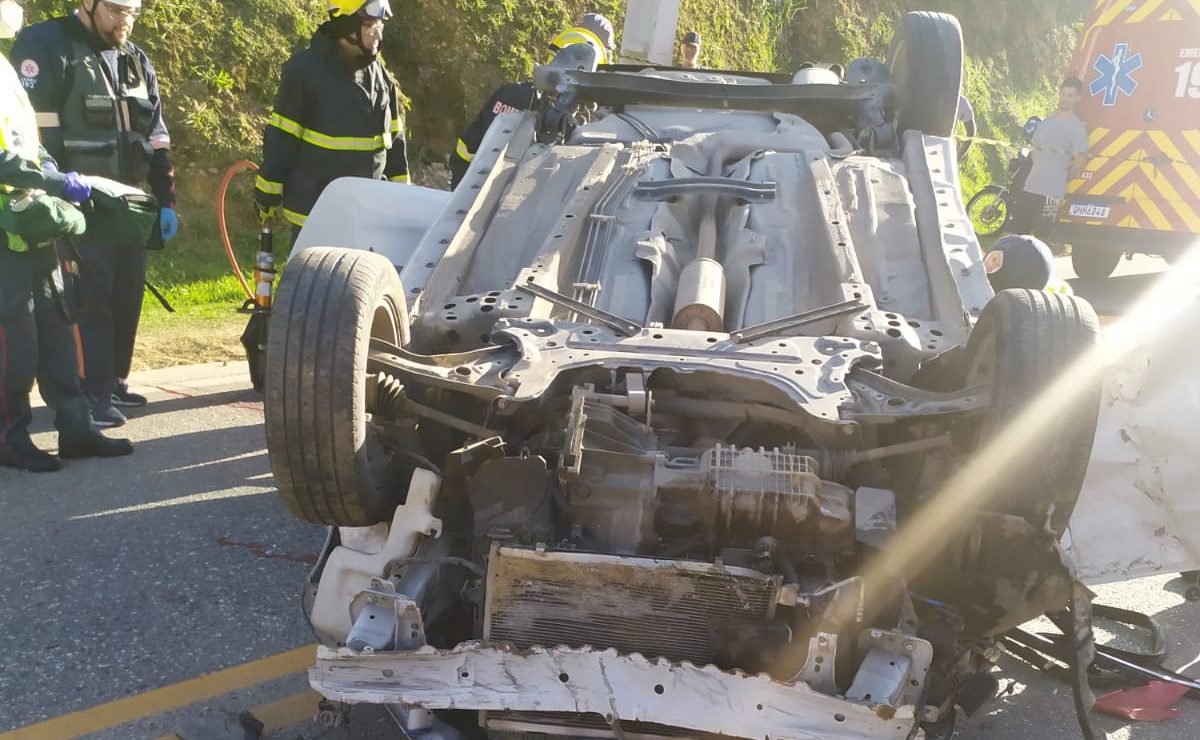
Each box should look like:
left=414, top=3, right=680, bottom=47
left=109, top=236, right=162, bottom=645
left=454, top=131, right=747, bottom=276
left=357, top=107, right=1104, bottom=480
left=265, top=247, right=411, bottom=526
left=887, top=12, right=964, bottom=137
left=1071, top=245, right=1122, bottom=281
left=962, top=289, right=1102, bottom=535
left=966, top=186, right=1011, bottom=237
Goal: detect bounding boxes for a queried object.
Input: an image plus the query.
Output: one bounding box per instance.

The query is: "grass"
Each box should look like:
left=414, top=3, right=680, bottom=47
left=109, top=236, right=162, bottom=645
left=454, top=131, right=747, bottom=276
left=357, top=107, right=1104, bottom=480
left=135, top=302, right=248, bottom=372
left=134, top=174, right=262, bottom=371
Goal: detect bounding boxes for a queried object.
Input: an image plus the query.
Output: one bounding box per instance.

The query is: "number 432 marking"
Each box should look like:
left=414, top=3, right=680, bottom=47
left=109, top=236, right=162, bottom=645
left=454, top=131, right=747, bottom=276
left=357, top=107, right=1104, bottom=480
left=1176, top=60, right=1200, bottom=98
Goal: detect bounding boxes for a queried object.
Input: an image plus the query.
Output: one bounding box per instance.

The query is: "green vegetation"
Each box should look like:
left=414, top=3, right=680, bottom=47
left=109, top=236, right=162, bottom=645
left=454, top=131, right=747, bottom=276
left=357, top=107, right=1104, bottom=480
left=10, top=0, right=1093, bottom=368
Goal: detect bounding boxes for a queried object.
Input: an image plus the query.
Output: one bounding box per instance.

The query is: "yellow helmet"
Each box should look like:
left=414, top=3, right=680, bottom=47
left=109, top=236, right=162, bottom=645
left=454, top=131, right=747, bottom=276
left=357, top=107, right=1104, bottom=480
left=550, top=27, right=611, bottom=65
left=326, top=0, right=392, bottom=19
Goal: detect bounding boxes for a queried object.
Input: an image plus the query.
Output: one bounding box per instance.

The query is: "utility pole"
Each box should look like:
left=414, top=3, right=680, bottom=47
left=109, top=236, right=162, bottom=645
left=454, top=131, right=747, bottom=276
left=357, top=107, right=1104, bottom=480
left=619, top=0, right=681, bottom=65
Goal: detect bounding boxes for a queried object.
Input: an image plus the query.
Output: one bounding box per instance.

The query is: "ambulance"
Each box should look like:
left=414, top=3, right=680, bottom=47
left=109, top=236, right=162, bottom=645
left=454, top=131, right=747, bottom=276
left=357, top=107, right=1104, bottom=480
left=1058, top=0, right=1200, bottom=279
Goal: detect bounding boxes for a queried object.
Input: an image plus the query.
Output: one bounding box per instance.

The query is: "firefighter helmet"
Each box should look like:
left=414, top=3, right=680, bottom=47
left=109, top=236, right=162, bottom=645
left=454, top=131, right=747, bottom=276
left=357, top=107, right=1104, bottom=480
left=550, top=14, right=615, bottom=65
left=326, top=0, right=392, bottom=20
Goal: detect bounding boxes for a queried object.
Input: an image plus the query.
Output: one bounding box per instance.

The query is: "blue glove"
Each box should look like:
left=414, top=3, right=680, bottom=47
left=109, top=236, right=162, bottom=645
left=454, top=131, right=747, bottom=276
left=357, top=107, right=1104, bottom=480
left=62, top=172, right=92, bottom=203
left=160, top=207, right=179, bottom=242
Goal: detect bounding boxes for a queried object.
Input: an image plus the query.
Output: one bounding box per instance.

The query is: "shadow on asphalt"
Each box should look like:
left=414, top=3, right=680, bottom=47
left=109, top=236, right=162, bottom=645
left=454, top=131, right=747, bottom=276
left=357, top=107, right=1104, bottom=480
left=134, top=387, right=263, bottom=417
left=1069, top=271, right=1162, bottom=318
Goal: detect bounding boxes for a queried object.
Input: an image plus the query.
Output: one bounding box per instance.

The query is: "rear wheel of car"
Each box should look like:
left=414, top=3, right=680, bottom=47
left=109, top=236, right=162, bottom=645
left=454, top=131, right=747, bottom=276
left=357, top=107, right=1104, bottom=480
left=888, top=12, right=964, bottom=137
left=1071, top=245, right=1122, bottom=281
left=966, top=186, right=1011, bottom=237
left=961, top=289, right=1102, bottom=535
left=265, top=246, right=412, bottom=526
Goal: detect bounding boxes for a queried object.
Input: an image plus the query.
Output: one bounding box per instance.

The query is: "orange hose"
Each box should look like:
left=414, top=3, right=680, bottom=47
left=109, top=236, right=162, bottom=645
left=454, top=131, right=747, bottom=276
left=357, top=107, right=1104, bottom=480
left=217, top=160, right=259, bottom=301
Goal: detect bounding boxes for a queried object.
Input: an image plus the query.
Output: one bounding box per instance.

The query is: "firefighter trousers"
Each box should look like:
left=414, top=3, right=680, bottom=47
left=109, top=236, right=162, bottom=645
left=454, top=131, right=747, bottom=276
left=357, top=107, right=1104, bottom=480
left=0, top=246, right=93, bottom=453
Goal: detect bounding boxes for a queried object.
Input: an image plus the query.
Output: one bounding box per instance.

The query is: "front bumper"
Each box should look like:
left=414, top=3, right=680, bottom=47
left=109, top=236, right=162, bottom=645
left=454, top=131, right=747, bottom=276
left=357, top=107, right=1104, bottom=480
left=310, top=642, right=927, bottom=740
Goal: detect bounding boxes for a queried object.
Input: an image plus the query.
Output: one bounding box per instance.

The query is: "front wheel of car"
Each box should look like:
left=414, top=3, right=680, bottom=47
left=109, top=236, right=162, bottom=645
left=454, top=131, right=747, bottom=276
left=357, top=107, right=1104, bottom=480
left=961, top=289, right=1102, bottom=535
left=264, top=246, right=413, bottom=526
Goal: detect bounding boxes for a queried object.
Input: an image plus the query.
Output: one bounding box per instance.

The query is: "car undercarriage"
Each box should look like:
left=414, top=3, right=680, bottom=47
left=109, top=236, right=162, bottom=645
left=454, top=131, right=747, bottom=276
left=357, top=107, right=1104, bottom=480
left=262, top=12, right=1106, bottom=740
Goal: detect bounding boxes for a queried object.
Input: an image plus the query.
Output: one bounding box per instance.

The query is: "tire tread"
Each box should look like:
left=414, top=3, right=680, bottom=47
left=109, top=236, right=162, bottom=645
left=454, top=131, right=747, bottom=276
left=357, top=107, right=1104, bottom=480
left=265, top=247, right=408, bottom=526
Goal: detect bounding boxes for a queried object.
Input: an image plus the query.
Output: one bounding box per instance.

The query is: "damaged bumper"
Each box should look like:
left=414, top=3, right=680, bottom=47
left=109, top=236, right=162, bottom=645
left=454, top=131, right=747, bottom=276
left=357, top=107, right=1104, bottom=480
left=310, top=642, right=929, bottom=740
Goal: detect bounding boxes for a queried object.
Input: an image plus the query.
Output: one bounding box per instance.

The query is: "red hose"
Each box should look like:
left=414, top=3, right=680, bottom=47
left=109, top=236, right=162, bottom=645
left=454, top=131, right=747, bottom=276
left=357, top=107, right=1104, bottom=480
left=217, top=160, right=259, bottom=301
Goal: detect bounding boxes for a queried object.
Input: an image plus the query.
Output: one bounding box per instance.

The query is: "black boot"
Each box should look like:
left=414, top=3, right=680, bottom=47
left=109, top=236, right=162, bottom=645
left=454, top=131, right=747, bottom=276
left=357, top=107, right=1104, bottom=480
left=59, top=432, right=134, bottom=460
left=0, top=445, right=64, bottom=473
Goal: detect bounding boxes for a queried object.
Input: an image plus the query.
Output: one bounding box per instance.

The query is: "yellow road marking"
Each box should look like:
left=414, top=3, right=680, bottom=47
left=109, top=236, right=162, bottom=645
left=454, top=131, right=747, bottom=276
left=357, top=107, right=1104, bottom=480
left=0, top=645, right=315, bottom=740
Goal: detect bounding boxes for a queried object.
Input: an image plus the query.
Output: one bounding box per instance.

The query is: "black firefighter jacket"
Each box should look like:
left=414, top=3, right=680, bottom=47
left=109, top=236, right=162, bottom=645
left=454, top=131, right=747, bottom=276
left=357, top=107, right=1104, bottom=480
left=255, top=31, right=408, bottom=226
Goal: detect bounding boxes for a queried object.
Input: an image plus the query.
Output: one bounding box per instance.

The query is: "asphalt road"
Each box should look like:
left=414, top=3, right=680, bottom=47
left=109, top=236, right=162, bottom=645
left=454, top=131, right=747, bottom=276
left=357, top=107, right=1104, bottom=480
left=0, top=255, right=1195, bottom=740
left=1059, top=251, right=1170, bottom=319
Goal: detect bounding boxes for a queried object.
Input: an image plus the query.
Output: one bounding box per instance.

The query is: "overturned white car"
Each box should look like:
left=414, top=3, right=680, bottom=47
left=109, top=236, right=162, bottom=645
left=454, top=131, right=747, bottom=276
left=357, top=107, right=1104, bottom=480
left=263, top=12, right=1114, bottom=740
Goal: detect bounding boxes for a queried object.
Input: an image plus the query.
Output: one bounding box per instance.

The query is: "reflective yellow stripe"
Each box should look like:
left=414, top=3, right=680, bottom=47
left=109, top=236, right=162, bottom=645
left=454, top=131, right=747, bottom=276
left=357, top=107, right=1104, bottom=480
left=389, top=174, right=409, bottom=183
left=254, top=175, right=284, bottom=195
left=1127, top=0, right=1166, bottom=22
left=550, top=27, right=609, bottom=64
left=390, top=119, right=402, bottom=134
left=268, top=112, right=304, bottom=138
left=1148, top=131, right=1200, bottom=200
left=282, top=208, right=308, bottom=227
left=35, top=112, right=61, bottom=128
left=301, top=129, right=386, bottom=151
left=455, top=138, right=475, bottom=162
left=269, top=112, right=387, bottom=152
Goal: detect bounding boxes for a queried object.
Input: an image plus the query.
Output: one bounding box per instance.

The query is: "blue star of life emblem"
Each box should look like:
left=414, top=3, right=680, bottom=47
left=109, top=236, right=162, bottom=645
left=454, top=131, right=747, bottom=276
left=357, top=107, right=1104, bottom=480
left=1090, top=43, right=1142, bottom=107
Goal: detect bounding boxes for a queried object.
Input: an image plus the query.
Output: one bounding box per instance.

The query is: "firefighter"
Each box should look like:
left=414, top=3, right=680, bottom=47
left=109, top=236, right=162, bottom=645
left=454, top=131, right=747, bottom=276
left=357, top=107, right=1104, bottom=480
left=13, top=0, right=179, bottom=428
left=254, top=0, right=409, bottom=233
left=0, top=0, right=133, bottom=472
left=449, top=81, right=535, bottom=190
left=450, top=13, right=615, bottom=189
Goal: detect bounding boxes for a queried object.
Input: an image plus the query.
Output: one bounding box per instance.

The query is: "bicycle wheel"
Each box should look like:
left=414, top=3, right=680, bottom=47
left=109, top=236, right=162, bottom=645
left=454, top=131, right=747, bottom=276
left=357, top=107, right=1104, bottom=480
left=967, top=185, right=1011, bottom=237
